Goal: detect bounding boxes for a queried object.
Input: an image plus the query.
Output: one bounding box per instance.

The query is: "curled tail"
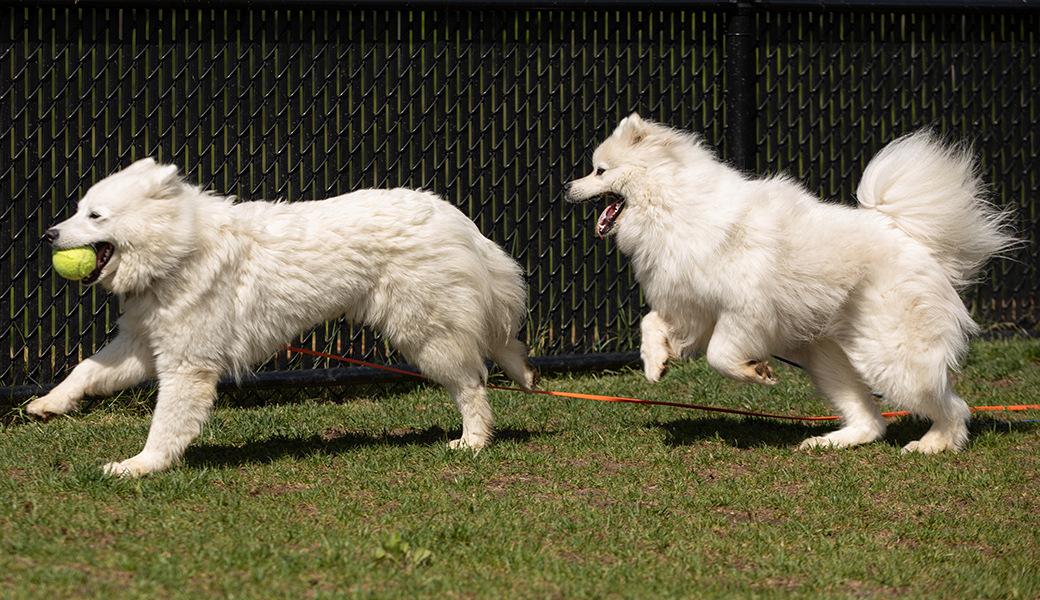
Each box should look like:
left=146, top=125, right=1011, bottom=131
left=856, top=130, right=1017, bottom=289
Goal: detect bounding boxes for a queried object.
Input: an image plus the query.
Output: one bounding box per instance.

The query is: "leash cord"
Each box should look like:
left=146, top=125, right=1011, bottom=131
left=281, top=346, right=1039, bottom=423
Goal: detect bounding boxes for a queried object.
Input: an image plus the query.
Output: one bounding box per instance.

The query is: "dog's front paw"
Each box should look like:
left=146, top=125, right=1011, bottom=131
left=797, top=435, right=836, bottom=451
left=102, top=455, right=161, bottom=477
left=447, top=436, right=487, bottom=452
left=641, top=345, right=672, bottom=383
left=25, top=394, right=76, bottom=422
left=644, top=360, right=670, bottom=383
left=102, top=460, right=148, bottom=477
left=745, top=360, right=778, bottom=386
left=522, top=364, right=540, bottom=393
left=639, top=311, right=676, bottom=384
left=798, top=423, right=886, bottom=451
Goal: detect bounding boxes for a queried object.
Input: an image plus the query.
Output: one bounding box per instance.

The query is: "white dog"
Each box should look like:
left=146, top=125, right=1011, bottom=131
left=565, top=114, right=1014, bottom=453
left=28, top=158, right=536, bottom=476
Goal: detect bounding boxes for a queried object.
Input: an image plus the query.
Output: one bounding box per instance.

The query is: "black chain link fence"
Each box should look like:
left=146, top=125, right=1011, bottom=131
left=754, top=9, right=1039, bottom=327
left=1, top=2, right=1037, bottom=405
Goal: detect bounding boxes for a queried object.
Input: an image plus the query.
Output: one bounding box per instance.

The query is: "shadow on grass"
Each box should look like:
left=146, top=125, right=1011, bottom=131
left=655, top=416, right=824, bottom=449
left=968, top=419, right=1039, bottom=435
left=654, top=416, right=931, bottom=450
left=184, top=426, right=549, bottom=469
left=656, top=414, right=1036, bottom=450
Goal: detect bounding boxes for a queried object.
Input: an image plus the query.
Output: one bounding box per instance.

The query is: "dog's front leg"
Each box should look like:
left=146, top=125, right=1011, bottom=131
left=640, top=311, right=677, bottom=383
left=103, top=369, right=219, bottom=477
left=27, top=332, right=155, bottom=420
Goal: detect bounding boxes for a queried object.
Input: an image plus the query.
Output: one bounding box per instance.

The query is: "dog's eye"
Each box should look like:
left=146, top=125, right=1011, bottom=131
left=89, top=212, right=102, bottom=220
left=595, top=167, right=607, bottom=176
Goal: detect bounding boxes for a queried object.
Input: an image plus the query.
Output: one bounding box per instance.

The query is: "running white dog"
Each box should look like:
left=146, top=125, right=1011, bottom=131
left=28, top=158, right=536, bottom=476
left=565, top=114, right=1014, bottom=453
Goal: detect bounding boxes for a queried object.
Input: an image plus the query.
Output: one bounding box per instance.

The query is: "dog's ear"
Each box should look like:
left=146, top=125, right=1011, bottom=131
left=612, top=113, right=648, bottom=145
left=125, top=157, right=158, bottom=171
left=148, top=163, right=184, bottom=200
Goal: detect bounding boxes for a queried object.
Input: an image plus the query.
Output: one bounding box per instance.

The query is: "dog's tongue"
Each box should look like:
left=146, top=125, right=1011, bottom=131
left=596, top=201, right=622, bottom=238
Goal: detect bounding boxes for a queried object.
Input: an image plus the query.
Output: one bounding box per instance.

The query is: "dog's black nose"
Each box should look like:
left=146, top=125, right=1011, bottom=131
left=44, top=228, right=60, bottom=245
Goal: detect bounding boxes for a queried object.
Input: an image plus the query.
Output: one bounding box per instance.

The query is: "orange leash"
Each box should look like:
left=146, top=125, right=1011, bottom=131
left=281, top=346, right=1039, bottom=421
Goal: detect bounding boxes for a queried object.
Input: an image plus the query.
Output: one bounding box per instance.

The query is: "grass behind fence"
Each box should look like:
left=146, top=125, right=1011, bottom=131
left=2, top=337, right=1038, bottom=599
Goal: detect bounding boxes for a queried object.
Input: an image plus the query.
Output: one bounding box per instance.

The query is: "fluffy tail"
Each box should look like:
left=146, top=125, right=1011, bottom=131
left=478, top=238, right=537, bottom=391
left=856, top=130, right=1017, bottom=289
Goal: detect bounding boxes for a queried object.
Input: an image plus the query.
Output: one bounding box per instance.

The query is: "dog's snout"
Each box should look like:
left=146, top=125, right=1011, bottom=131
left=44, top=228, right=60, bottom=245
left=562, top=182, right=580, bottom=204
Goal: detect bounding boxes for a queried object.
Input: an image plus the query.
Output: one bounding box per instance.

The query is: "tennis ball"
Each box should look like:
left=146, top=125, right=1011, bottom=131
left=52, top=246, right=98, bottom=281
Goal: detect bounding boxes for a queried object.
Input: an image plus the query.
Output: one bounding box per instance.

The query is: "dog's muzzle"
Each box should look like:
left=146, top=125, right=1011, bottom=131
left=563, top=182, right=583, bottom=204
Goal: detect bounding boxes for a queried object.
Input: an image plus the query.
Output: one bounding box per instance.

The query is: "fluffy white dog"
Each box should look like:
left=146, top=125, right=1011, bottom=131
left=29, top=158, right=536, bottom=476
left=565, top=114, right=1014, bottom=453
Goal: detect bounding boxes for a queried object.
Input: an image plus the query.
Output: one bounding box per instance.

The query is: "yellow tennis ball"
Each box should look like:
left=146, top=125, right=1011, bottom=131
left=52, top=246, right=98, bottom=281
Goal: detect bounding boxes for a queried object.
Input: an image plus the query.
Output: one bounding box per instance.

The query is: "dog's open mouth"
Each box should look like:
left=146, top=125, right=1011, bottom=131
left=596, top=194, right=626, bottom=238
left=84, top=242, right=114, bottom=285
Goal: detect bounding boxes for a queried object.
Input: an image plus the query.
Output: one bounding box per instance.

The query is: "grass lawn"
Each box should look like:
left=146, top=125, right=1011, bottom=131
left=2, top=337, right=1038, bottom=599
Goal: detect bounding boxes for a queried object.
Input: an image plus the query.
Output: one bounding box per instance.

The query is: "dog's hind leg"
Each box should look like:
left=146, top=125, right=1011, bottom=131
left=858, top=356, right=969, bottom=454
left=871, top=343, right=969, bottom=454
left=641, top=311, right=678, bottom=383
left=844, top=287, right=971, bottom=453
left=489, top=336, right=537, bottom=392
left=103, top=369, right=219, bottom=477
left=405, top=340, right=494, bottom=451
left=443, top=380, right=495, bottom=451
left=798, top=339, right=887, bottom=450
left=900, top=387, right=970, bottom=454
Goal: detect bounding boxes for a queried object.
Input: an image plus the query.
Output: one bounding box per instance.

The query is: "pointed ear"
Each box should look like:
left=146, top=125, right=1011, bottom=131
left=612, top=112, right=649, bottom=145
left=149, top=163, right=184, bottom=199
left=125, top=157, right=158, bottom=171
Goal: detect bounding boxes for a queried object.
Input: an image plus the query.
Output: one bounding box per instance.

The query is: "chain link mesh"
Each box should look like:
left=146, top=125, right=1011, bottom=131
left=1, top=6, right=1035, bottom=403
left=755, top=11, right=1039, bottom=327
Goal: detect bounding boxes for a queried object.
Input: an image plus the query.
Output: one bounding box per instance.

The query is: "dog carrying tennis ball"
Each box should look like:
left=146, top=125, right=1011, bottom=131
left=28, top=157, right=537, bottom=478
left=52, top=246, right=97, bottom=281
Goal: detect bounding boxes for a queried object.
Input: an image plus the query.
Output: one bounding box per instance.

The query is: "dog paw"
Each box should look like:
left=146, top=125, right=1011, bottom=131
left=798, top=425, right=886, bottom=451
left=523, top=366, right=540, bottom=392
left=901, top=424, right=967, bottom=454
left=797, top=436, right=837, bottom=451
left=644, top=361, right=670, bottom=384
left=25, top=396, right=74, bottom=422
left=745, top=360, right=777, bottom=386
left=102, top=456, right=158, bottom=477
left=103, top=461, right=139, bottom=477
left=902, top=439, right=960, bottom=455
left=447, top=437, right=487, bottom=452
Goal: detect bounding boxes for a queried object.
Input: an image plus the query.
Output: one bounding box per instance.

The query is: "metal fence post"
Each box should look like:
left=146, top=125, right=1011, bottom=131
left=725, top=1, right=756, bottom=172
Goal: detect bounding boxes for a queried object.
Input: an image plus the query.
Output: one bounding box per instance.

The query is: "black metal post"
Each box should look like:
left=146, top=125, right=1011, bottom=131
left=725, top=1, right=756, bottom=172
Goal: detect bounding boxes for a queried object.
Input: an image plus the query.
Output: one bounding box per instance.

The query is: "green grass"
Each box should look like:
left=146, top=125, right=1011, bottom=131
left=2, top=337, right=1038, bottom=599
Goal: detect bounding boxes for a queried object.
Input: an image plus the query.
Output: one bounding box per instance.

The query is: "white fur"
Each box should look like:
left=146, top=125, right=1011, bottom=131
left=565, top=114, right=1015, bottom=453
left=28, top=158, right=536, bottom=476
